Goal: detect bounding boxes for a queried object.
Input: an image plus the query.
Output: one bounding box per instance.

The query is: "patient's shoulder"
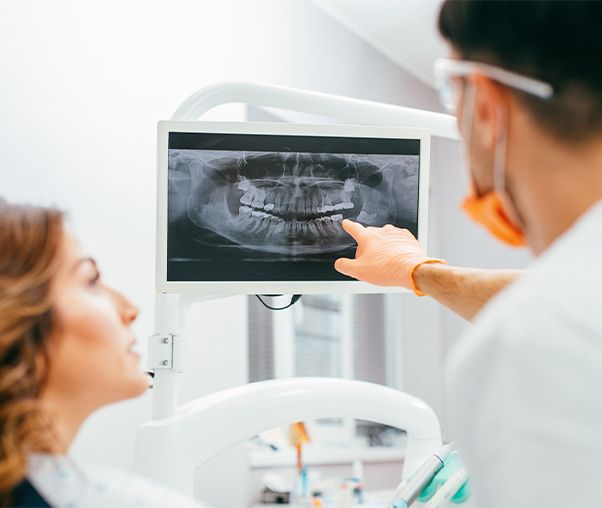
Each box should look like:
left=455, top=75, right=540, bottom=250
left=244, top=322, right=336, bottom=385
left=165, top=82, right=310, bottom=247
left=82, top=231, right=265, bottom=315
left=11, top=478, right=50, bottom=508
left=27, top=453, right=204, bottom=508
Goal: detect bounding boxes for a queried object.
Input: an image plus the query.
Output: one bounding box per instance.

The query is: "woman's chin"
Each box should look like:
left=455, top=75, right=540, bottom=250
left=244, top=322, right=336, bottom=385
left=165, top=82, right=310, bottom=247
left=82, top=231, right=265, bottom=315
left=130, top=372, right=151, bottom=397
left=113, top=371, right=151, bottom=401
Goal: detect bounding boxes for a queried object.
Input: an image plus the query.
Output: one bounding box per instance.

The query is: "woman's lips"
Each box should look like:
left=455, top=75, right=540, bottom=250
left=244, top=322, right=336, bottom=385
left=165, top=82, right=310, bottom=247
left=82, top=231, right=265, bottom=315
left=127, top=339, right=141, bottom=358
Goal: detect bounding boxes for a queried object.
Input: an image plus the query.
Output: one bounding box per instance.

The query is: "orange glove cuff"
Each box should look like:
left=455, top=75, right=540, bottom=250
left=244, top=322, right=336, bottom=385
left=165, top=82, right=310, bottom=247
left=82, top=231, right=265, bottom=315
left=409, top=259, right=448, bottom=297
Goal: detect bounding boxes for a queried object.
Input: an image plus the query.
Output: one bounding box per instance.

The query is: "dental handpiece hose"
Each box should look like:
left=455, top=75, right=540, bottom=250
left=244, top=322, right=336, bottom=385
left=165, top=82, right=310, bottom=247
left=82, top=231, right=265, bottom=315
left=387, top=443, right=454, bottom=508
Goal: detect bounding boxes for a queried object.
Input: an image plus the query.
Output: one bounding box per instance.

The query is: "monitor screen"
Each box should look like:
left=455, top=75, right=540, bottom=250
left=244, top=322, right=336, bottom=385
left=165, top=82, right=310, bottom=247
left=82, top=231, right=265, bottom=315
left=159, top=123, right=428, bottom=292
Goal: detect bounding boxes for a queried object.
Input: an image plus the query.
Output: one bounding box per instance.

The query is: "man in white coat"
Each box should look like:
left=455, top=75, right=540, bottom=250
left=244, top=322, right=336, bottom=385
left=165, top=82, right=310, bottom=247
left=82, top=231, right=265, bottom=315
left=335, top=1, right=602, bottom=506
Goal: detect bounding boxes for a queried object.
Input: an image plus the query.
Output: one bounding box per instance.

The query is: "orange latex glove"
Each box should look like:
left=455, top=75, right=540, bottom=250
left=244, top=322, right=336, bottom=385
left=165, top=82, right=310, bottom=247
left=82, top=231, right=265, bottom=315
left=334, top=220, right=447, bottom=296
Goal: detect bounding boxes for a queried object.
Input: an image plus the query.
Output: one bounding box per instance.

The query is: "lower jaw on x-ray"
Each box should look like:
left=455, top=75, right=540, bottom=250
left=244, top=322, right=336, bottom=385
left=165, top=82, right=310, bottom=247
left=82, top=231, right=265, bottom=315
left=167, top=149, right=419, bottom=282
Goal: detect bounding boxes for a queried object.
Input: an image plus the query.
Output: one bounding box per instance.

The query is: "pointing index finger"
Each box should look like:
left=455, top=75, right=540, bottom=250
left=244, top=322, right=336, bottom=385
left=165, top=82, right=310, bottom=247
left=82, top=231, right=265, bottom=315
left=341, top=219, right=368, bottom=243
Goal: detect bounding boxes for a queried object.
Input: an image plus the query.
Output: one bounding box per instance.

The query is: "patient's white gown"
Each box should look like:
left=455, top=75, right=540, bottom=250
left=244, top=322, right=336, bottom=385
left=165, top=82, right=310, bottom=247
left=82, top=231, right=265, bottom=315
left=27, top=454, right=209, bottom=508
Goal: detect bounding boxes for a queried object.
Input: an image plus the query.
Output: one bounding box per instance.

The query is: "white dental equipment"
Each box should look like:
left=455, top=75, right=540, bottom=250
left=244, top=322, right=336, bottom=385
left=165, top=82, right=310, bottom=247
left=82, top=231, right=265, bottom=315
left=135, top=377, right=442, bottom=494
left=135, top=81, right=461, bottom=497
left=171, top=81, right=459, bottom=140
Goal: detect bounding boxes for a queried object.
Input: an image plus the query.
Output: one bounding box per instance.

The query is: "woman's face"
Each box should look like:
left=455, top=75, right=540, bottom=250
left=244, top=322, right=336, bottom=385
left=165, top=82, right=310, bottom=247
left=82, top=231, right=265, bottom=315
left=44, top=233, right=148, bottom=410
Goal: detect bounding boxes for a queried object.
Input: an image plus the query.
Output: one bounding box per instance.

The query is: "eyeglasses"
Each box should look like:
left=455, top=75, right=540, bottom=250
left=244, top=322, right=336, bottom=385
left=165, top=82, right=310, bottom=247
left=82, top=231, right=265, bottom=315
left=433, top=58, right=554, bottom=112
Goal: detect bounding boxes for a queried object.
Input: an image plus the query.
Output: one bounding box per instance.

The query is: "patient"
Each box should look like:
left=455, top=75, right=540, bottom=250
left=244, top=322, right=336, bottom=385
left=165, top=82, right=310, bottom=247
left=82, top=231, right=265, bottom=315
left=0, top=199, right=201, bottom=507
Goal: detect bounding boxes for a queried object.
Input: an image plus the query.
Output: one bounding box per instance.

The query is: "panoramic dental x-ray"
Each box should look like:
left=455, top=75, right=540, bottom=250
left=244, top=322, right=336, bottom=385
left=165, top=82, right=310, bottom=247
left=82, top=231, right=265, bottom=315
left=167, top=135, right=420, bottom=282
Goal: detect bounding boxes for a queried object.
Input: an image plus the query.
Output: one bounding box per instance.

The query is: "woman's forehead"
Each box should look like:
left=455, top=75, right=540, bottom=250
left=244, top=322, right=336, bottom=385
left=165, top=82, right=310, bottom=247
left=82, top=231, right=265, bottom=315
left=58, top=234, right=92, bottom=275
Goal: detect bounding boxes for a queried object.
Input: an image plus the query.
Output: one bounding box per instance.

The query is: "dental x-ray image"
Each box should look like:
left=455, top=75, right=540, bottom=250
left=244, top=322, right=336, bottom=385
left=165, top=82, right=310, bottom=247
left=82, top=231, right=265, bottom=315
left=167, top=133, right=420, bottom=282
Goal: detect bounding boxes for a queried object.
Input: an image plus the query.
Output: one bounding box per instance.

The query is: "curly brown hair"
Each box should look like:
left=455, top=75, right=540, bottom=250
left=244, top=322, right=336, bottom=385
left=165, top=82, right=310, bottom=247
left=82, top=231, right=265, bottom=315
left=0, top=198, right=64, bottom=504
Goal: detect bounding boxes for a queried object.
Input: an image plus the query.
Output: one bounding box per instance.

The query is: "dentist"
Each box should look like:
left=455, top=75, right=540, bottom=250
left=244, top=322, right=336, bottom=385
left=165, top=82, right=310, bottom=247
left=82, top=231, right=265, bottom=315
left=336, top=1, right=602, bottom=506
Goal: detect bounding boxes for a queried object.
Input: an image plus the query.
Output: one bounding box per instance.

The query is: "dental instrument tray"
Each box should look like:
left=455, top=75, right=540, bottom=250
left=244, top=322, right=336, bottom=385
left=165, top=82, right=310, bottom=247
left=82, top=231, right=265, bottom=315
left=156, top=121, right=430, bottom=294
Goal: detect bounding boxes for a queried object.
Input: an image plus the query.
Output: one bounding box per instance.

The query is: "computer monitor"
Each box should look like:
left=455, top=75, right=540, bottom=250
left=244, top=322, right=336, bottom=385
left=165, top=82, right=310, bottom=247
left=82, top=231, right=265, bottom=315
left=156, top=121, right=430, bottom=294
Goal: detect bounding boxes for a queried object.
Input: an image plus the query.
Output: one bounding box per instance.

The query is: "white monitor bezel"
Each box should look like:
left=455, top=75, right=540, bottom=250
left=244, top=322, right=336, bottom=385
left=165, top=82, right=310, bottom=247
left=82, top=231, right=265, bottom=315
left=156, top=121, right=430, bottom=295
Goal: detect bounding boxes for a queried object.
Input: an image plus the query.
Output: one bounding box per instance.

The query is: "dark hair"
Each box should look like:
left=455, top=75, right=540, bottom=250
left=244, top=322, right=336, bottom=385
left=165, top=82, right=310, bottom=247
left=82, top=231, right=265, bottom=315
left=438, top=0, right=602, bottom=142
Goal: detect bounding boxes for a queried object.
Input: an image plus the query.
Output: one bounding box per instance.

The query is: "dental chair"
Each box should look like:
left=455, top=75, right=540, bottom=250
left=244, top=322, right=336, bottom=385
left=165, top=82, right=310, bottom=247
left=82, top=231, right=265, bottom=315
left=134, top=376, right=442, bottom=494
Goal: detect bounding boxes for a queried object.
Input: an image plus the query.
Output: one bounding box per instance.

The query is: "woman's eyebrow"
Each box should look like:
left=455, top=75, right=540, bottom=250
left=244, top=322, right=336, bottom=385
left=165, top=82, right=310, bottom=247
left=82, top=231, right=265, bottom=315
left=71, top=257, right=98, bottom=273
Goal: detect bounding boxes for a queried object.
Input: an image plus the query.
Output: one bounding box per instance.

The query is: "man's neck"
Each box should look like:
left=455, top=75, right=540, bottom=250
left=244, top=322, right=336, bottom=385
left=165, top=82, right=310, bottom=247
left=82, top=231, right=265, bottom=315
left=510, top=135, right=602, bottom=255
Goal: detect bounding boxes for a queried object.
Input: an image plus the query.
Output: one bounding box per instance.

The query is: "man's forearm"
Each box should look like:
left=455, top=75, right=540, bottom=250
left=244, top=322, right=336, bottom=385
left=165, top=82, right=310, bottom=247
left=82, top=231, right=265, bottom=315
left=413, top=264, right=525, bottom=321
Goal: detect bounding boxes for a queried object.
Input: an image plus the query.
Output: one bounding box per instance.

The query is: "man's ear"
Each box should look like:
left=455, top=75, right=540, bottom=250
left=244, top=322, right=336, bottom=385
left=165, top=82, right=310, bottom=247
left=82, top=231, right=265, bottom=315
left=471, top=74, right=509, bottom=151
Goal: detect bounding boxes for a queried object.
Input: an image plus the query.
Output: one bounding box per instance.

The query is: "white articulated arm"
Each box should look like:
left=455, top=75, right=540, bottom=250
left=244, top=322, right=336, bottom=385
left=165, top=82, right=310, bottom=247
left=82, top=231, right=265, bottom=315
left=135, top=378, right=442, bottom=494
left=171, top=81, right=460, bottom=140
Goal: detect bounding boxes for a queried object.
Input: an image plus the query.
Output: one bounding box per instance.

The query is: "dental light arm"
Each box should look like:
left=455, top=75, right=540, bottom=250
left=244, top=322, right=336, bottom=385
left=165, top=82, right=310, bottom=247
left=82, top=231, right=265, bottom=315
left=171, top=81, right=459, bottom=140
left=134, top=378, right=442, bottom=495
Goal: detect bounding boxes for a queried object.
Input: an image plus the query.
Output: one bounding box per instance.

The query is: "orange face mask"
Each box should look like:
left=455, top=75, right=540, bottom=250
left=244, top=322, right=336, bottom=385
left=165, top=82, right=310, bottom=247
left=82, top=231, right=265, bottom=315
left=459, top=83, right=526, bottom=248
left=462, top=187, right=526, bottom=247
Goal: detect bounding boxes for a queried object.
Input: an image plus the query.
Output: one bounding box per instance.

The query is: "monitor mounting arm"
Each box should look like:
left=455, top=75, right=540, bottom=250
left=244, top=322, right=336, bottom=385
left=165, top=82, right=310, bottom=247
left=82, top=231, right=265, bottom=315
left=171, top=81, right=459, bottom=140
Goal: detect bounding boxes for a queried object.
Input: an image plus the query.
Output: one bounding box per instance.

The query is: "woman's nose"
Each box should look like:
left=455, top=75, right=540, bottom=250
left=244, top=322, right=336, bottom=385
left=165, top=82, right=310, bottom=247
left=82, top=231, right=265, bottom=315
left=122, top=299, right=139, bottom=325
left=107, top=285, right=138, bottom=324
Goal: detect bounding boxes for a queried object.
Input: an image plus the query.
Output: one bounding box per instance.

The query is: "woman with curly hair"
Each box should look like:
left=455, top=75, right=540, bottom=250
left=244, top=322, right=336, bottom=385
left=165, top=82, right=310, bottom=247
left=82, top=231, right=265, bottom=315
left=0, top=199, right=201, bottom=507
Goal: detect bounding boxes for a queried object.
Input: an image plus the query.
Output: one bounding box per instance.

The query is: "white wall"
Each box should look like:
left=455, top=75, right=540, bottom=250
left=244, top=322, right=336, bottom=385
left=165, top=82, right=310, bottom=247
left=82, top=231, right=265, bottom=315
left=0, top=1, right=532, bottom=505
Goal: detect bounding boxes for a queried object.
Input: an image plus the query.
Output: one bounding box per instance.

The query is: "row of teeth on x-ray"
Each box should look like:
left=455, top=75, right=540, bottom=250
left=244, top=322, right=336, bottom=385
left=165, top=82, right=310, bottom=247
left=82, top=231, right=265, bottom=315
left=183, top=151, right=400, bottom=255
left=239, top=205, right=345, bottom=238
left=241, top=206, right=347, bottom=222
left=237, top=177, right=356, bottom=221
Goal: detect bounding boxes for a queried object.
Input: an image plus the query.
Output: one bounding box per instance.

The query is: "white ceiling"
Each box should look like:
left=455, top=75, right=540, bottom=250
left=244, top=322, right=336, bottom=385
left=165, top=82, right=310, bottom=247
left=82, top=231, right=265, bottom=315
left=311, top=0, right=448, bottom=88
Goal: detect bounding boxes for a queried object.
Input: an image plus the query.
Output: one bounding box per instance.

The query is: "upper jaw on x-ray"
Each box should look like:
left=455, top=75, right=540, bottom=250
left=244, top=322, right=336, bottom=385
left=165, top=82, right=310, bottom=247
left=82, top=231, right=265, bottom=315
left=170, top=150, right=416, bottom=256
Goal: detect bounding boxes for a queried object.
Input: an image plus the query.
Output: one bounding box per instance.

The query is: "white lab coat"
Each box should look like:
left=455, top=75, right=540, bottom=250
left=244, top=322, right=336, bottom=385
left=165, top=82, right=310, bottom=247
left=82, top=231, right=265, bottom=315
left=447, top=200, right=602, bottom=508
